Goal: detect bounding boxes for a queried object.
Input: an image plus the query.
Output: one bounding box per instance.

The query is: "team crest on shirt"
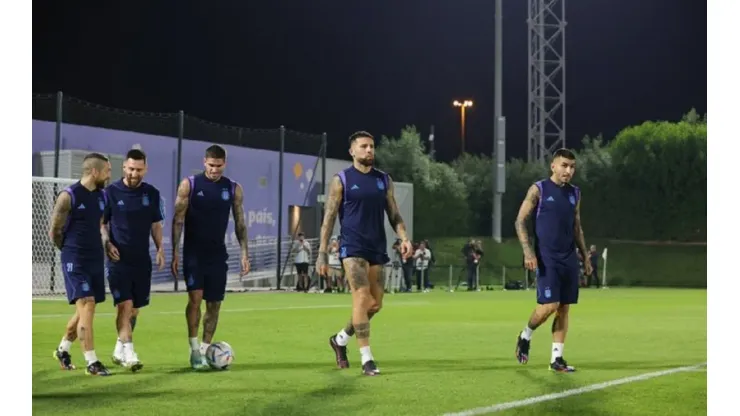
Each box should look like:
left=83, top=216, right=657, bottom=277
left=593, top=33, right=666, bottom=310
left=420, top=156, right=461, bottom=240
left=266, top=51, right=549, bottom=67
left=221, top=188, right=230, bottom=201
left=98, top=198, right=105, bottom=211
left=569, top=195, right=576, bottom=205
left=142, top=193, right=150, bottom=206
left=376, top=178, right=385, bottom=191
left=544, top=287, right=552, bottom=299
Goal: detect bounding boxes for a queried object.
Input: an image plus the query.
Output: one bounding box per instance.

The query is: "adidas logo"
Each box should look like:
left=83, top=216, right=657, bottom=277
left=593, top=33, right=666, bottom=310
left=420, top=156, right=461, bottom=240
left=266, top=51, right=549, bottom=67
left=117, top=200, right=124, bottom=206
left=546, top=196, right=555, bottom=202
left=197, top=191, right=204, bottom=196
left=78, top=203, right=86, bottom=209
left=351, top=185, right=360, bottom=190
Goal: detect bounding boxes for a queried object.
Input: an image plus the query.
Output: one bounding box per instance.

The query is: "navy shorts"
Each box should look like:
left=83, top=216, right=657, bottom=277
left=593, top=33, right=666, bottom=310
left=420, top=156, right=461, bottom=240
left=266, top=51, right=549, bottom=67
left=340, top=245, right=389, bottom=267
left=535, top=254, right=580, bottom=305
left=106, top=261, right=152, bottom=308
left=61, top=254, right=105, bottom=305
left=183, top=256, right=228, bottom=302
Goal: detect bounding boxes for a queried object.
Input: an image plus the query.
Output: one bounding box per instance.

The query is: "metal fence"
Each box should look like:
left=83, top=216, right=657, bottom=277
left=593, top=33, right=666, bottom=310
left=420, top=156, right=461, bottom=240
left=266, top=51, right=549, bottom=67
left=32, top=92, right=328, bottom=291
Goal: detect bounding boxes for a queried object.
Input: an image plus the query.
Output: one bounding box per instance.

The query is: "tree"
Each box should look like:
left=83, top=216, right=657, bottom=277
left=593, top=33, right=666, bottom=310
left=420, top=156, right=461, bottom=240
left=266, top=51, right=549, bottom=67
left=376, top=126, right=469, bottom=238
left=451, top=154, right=493, bottom=235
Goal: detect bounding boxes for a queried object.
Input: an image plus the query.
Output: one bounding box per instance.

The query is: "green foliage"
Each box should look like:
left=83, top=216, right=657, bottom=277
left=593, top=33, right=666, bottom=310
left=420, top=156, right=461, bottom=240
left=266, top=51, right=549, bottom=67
left=375, top=110, right=706, bottom=247
left=376, top=126, right=469, bottom=238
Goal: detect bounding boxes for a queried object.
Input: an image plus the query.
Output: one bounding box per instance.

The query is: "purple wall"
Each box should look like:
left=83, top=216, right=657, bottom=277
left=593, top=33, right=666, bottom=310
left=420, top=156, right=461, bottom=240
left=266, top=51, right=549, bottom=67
left=32, top=120, right=319, bottom=242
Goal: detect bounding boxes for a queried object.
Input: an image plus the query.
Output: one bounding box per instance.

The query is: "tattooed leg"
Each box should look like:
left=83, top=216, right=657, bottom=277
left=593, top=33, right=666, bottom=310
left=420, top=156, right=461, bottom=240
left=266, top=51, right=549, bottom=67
left=343, top=264, right=385, bottom=335
left=341, top=258, right=372, bottom=348
left=202, top=301, right=222, bottom=344
left=75, top=296, right=97, bottom=363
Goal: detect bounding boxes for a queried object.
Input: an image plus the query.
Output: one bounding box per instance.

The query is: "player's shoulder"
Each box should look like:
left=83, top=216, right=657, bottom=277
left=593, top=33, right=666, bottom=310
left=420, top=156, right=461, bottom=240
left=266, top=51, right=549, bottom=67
left=141, top=182, right=161, bottom=194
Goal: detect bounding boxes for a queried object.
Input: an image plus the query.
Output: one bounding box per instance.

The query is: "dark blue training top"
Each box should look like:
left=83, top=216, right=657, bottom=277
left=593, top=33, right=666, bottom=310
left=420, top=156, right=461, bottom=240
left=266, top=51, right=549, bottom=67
left=183, top=173, right=237, bottom=261
left=337, top=166, right=389, bottom=257
left=103, top=179, right=164, bottom=265
left=61, top=181, right=106, bottom=263
left=533, top=178, right=580, bottom=262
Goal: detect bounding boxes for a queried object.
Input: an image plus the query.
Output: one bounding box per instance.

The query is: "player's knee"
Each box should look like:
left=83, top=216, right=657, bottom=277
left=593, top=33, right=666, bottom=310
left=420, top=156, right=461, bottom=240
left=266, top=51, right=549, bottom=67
left=352, top=289, right=374, bottom=310
left=556, top=304, right=570, bottom=315
left=368, top=298, right=383, bottom=314
left=539, top=302, right=559, bottom=315
left=206, top=301, right=221, bottom=312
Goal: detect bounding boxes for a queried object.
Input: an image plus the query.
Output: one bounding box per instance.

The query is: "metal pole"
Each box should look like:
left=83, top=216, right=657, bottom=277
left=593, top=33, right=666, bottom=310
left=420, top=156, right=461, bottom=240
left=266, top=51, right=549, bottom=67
left=50, top=91, right=63, bottom=293
left=502, top=265, right=507, bottom=290
left=276, top=126, right=286, bottom=290
left=492, top=0, right=504, bottom=243
left=461, top=107, right=466, bottom=154
left=448, top=264, right=453, bottom=292
left=174, top=110, right=184, bottom=292
left=429, top=125, right=436, bottom=161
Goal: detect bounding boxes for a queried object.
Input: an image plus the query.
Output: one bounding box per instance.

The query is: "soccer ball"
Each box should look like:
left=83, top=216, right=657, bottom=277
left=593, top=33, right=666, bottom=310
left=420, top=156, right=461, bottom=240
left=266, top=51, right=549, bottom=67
left=205, top=341, right=234, bottom=370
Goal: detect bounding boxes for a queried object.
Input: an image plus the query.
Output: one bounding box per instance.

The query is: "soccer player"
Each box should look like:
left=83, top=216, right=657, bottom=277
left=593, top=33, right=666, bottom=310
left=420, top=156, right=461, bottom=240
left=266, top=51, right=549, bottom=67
left=170, top=145, right=250, bottom=370
left=514, top=148, right=593, bottom=373
left=317, top=131, right=412, bottom=376
left=50, top=153, right=112, bottom=376
left=101, top=149, right=165, bottom=371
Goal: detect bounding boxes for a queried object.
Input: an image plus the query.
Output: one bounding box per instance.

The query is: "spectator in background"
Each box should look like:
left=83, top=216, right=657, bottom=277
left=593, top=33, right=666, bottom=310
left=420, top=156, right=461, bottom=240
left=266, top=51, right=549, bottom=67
left=423, top=239, right=435, bottom=288
left=462, top=239, right=483, bottom=291
left=328, top=237, right=343, bottom=293
left=588, top=245, right=600, bottom=288
left=293, top=232, right=312, bottom=292
left=415, top=241, right=432, bottom=292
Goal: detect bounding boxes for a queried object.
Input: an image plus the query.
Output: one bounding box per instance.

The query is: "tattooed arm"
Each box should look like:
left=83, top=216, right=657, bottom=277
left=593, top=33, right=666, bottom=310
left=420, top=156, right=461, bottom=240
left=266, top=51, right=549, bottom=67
left=574, top=195, right=588, bottom=260
left=316, top=175, right=343, bottom=274
left=170, top=178, right=190, bottom=277
left=515, top=184, right=540, bottom=260
left=48, top=191, right=71, bottom=250
left=232, top=184, right=248, bottom=258
left=384, top=175, right=409, bottom=241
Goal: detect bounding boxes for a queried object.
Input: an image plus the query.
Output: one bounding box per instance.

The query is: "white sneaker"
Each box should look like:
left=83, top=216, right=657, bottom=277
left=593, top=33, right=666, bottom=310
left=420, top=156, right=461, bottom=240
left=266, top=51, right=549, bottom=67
left=123, top=351, right=143, bottom=372
left=111, top=353, right=125, bottom=366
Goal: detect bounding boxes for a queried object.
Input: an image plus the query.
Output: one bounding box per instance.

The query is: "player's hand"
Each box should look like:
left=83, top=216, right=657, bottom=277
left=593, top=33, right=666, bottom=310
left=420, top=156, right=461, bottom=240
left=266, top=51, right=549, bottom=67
left=105, top=242, right=120, bottom=262
left=400, top=239, right=413, bottom=260
left=584, top=261, right=593, bottom=277
left=316, top=252, right=328, bottom=277
left=240, top=255, right=250, bottom=276
left=523, top=253, right=538, bottom=271
left=155, top=248, right=165, bottom=271
left=171, top=254, right=180, bottom=280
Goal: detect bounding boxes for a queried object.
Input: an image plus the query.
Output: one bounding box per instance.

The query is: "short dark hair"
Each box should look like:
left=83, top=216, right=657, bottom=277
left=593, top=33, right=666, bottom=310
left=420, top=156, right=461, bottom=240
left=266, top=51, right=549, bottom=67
left=349, top=131, right=374, bottom=145
left=126, top=149, right=147, bottom=162
left=205, top=145, right=227, bottom=160
left=552, top=148, right=576, bottom=161
left=84, top=152, right=109, bottom=163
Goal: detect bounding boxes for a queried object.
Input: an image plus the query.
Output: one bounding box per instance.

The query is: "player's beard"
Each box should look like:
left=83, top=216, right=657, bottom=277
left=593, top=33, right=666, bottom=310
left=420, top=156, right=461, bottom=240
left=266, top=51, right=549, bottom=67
left=95, top=179, right=107, bottom=190
left=356, top=156, right=374, bottom=167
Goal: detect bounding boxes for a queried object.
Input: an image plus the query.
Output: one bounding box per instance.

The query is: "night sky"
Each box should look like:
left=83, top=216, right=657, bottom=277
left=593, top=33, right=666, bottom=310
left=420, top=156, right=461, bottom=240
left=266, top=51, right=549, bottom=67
left=32, top=0, right=707, bottom=162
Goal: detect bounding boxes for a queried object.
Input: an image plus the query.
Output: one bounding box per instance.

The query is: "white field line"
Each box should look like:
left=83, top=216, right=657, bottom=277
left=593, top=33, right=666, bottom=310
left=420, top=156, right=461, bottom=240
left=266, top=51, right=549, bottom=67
left=441, top=362, right=707, bottom=416
left=32, top=301, right=429, bottom=319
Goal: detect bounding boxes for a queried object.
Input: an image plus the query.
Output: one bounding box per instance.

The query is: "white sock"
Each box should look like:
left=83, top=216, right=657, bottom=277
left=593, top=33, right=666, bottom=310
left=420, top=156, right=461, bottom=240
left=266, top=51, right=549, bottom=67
left=521, top=326, right=534, bottom=341
left=84, top=350, right=98, bottom=365
left=58, top=337, right=73, bottom=352
left=335, top=329, right=350, bottom=347
left=189, top=337, right=199, bottom=353
left=123, top=342, right=135, bottom=360
left=552, top=343, right=564, bottom=363
left=359, top=346, right=374, bottom=365
left=200, top=342, right=211, bottom=355
left=114, top=338, right=124, bottom=357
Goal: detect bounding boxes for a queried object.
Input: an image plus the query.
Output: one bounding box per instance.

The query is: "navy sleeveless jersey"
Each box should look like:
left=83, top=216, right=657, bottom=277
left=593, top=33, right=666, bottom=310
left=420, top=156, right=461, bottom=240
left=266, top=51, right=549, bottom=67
left=103, top=179, right=164, bottom=264
left=533, top=179, right=580, bottom=261
left=184, top=173, right=237, bottom=259
left=61, top=182, right=106, bottom=262
left=337, top=166, right=389, bottom=256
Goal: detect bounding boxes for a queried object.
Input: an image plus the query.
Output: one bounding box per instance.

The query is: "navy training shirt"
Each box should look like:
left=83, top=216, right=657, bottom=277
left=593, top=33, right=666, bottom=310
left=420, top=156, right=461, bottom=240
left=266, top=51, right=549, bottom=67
left=337, top=166, right=389, bottom=256
left=60, top=181, right=106, bottom=263
left=533, top=178, right=580, bottom=262
left=103, top=179, right=164, bottom=264
left=183, top=173, right=237, bottom=260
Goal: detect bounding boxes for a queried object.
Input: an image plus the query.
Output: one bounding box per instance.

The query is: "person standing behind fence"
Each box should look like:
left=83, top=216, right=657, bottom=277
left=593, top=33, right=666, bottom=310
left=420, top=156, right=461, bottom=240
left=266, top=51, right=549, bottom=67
left=293, top=232, right=312, bottom=292
left=588, top=245, right=600, bottom=288
left=414, top=241, right=432, bottom=292
left=328, top=237, right=344, bottom=292
left=461, top=238, right=481, bottom=291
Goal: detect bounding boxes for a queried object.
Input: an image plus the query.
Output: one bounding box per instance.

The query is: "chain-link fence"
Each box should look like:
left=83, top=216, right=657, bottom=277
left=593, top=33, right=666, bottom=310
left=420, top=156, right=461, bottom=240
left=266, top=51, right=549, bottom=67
left=32, top=92, right=327, bottom=295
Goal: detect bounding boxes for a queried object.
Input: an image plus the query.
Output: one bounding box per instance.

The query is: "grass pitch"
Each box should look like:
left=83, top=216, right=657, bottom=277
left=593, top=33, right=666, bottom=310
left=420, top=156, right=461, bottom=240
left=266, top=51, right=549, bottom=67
left=32, top=288, right=706, bottom=416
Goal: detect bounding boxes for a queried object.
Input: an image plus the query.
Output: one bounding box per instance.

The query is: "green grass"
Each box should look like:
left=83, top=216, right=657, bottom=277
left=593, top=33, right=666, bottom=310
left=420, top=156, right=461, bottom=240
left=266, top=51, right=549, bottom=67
left=429, top=238, right=707, bottom=288
left=33, top=289, right=706, bottom=415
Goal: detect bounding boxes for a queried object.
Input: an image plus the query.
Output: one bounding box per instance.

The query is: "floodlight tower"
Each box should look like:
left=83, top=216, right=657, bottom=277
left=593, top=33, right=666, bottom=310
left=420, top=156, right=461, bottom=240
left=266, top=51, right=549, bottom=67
left=527, top=0, right=567, bottom=164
